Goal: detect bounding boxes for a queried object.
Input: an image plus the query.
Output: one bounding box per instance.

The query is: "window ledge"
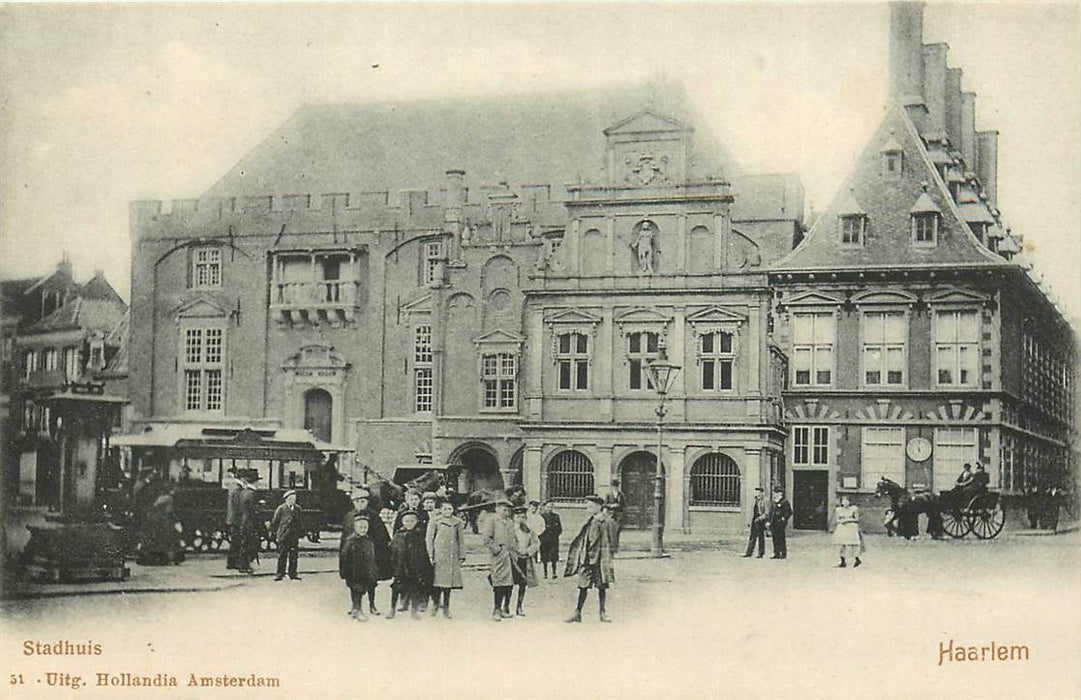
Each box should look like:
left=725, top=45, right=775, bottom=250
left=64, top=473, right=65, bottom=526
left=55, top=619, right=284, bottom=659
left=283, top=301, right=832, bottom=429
left=689, top=504, right=741, bottom=512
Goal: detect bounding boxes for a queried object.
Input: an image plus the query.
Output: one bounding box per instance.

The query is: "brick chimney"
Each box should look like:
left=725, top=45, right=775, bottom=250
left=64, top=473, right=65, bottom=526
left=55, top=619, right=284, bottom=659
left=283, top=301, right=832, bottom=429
left=921, top=43, right=949, bottom=142
left=889, top=2, right=927, bottom=120
left=976, top=131, right=999, bottom=209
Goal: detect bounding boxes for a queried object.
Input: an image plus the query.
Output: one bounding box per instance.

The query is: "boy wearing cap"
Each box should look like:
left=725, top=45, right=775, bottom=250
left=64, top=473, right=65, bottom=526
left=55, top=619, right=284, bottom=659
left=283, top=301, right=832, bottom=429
left=511, top=506, right=540, bottom=616
left=564, top=494, right=615, bottom=623
left=341, top=490, right=392, bottom=615
left=271, top=489, right=303, bottom=581
left=526, top=500, right=546, bottom=564
left=481, top=500, right=517, bottom=621
left=340, top=516, right=377, bottom=621
left=387, top=510, right=433, bottom=620
left=426, top=499, right=465, bottom=618
left=538, top=500, right=563, bottom=579
left=417, top=491, right=439, bottom=611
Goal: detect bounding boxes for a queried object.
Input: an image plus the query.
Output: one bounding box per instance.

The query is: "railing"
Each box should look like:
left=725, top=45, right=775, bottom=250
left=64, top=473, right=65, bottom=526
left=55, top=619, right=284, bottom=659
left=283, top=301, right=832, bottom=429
left=273, top=280, right=358, bottom=306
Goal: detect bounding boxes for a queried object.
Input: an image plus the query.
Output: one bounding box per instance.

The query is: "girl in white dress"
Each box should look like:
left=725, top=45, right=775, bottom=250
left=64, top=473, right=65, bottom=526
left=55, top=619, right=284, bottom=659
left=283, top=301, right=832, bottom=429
left=832, top=495, right=864, bottom=568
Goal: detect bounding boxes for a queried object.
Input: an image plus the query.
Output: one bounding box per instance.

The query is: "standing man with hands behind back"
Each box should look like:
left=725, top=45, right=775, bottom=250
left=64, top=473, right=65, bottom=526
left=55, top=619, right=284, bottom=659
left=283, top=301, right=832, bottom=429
left=743, top=486, right=770, bottom=559
left=769, top=486, right=792, bottom=559
left=271, top=489, right=304, bottom=581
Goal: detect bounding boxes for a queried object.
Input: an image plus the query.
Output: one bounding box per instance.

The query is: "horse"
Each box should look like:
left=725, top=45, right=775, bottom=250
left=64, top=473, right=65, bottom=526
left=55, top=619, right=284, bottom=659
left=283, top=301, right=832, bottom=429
left=874, top=477, right=944, bottom=540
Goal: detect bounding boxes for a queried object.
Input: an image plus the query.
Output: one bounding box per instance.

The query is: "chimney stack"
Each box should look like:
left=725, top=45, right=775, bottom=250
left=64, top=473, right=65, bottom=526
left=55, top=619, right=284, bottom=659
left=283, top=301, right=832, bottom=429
left=921, top=43, right=949, bottom=142
left=945, top=68, right=964, bottom=148
left=889, top=2, right=927, bottom=114
left=960, top=92, right=978, bottom=169
left=57, top=252, right=73, bottom=278
left=976, top=131, right=999, bottom=209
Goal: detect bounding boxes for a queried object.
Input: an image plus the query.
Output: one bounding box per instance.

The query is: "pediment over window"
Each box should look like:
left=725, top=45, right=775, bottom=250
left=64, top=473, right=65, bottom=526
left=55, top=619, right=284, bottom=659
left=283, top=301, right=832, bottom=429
left=544, top=308, right=603, bottom=326
left=282, top=344, right=348, bottom=371
left=784, top=291, right=844, bottom=307
left=926, top=287, right=987, bottom=305
left=615, top=307, right=670, bottom=325
left=603, top=110, right=689, bottom=136
left=173, top=295, right=229, bottom=321
left=687, top=305, right=747, bottom=338
left=851, top=290, right=918, bottom=306
left=400, top=293, right=433, bottom=318
left=474, top=328, right=525, bottom=351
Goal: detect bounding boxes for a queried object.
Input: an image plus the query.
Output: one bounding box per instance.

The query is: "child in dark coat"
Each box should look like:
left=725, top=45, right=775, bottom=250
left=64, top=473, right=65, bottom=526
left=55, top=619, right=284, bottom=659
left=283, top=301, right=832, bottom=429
left=339, top=516, right=377, bottom=621
left=387, top=511, right=433, bottom=620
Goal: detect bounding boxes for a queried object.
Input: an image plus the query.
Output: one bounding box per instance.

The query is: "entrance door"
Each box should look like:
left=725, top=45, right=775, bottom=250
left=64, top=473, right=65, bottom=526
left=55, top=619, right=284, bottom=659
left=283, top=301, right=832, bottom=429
left=619, top=451, right=664, bottom=530
left=303, top=389, right=333, bottom=443
left=459, top=447, right=503, bottom=494
left=793, top=470, right=829, bottom=530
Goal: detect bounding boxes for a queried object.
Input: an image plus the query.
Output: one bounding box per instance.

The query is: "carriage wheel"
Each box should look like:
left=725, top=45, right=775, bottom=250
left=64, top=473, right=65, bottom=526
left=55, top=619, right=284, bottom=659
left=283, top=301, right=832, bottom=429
left=940, top=509, right=971, bottom=538
left=207, top=529, right=226, bottom=552
left=189, top=528, right=208, bottom=552
left=969, top=506, right=1005, bottom=540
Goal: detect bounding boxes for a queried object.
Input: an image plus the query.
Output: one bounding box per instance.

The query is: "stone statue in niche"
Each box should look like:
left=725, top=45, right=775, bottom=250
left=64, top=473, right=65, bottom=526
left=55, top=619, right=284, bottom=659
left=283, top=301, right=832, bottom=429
left=631, top=222, right=656, bottom=274
left=461, top=221, right=473, bottom=246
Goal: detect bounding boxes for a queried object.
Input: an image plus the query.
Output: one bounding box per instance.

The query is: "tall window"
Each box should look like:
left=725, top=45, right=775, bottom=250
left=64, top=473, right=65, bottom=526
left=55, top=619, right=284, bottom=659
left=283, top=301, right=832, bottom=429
left=23, top=350, right=37, bottom=378
left=839, top=215, right=866, bottom=245
left=933, top=428, right=979, bottom=491
left=546, top=450, right=594, bottom=500
left=414, top=324, right=433, bottom=413
left=863, top=311, right=906, bottom=386
left=935, top=310, right=979, bottom=387
left=43, top=348, right=59, bottom=372
left=627, top=331, right=658, bottom=390
left=860, top=427, right=905, bottom=486
left=792, top=312, right=834, bottom=387
left=700, top=331, right=735, bottom=391
left=423, top=240, right=444, bottom=285
left=63, top=347, right=79, bottom=381
left=793, top=426, right=830, bottom=466
left=181, top=326, right=224, bottom=412
left=482, top=352, right=517, bottom=410
left=912, top=213, right=938, bottom=245
left=556, top=332, right=589, bottom=391
left=192, top=247, right=222, bottom=288
left=882, top=151, right=903, bottom=179
left=689, top=453, right=741, bottom=507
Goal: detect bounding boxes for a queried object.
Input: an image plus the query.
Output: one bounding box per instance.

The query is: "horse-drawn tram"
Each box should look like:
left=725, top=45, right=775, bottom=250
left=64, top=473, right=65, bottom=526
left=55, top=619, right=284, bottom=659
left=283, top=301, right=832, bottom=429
left=112, top=425, right=354, bottom=552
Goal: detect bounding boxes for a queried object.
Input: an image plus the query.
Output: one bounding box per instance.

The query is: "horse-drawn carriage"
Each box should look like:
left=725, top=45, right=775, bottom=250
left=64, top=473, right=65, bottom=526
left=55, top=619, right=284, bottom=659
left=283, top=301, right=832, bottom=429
left=876, top=476, right=1005, bottom=540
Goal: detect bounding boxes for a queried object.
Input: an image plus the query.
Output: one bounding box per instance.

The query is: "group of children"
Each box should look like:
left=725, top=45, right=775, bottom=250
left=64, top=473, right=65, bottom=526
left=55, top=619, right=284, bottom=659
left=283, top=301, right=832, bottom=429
left=338, top=487, right=617, bottom=623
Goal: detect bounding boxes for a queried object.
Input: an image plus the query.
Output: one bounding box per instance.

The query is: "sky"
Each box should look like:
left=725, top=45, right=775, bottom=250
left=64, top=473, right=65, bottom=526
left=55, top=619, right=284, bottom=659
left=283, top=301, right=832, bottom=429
left=1, top=2, right=1078, bottom=317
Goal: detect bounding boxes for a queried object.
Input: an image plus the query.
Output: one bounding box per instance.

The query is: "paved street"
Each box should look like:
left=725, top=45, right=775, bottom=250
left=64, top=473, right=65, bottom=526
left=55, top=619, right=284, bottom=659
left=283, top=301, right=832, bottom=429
left=2, top=530, right=1079, bottom=700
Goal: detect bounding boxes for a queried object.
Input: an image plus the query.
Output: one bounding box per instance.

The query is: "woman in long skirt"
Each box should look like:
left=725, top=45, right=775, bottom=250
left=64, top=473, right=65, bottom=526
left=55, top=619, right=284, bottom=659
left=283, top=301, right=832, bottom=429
left=832, top=495, right=864, bottom=568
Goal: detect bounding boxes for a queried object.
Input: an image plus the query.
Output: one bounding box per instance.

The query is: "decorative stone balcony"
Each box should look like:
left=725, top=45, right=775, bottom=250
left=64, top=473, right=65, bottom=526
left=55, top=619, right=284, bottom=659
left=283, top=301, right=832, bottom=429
left=270, top=280, right=360, bottom=327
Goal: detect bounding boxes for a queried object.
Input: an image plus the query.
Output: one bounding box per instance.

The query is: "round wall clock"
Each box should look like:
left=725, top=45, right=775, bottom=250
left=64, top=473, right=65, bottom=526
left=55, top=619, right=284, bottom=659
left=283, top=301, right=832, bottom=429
left=906, top=437, right=932, bottom=462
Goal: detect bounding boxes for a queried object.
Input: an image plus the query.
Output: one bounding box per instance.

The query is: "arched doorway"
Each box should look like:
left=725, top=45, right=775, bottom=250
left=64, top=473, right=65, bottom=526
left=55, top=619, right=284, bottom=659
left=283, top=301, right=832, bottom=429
left=458, top=446, right=503, bottom=494
left=303, top=388, right=333, bottom=443
left=618, top=451, right=665, bottom=529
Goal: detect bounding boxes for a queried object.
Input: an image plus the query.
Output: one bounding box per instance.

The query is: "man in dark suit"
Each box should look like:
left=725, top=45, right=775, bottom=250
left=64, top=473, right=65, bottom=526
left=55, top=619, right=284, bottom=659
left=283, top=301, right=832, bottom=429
left=743, top=487, right=770, bottom=558
left=769, top=486, right=793, bottom=559
left=271, top=489, right=303, bottom=580
left=235, top=471, right=259, bottom=574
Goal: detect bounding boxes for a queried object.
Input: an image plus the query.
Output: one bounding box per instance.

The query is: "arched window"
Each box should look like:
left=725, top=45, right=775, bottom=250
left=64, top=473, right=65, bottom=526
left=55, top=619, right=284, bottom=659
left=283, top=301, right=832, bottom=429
left=546, top=450, right=594, bottom=500
left=690, top=453, right=741, bottom=507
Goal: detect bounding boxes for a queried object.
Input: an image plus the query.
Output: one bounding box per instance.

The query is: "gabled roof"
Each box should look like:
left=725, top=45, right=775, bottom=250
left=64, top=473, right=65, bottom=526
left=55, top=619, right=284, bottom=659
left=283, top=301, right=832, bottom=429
left=773, top=103, right=1005, bottom=272
left=205, top=83, right=711, bottom=199
left=603, top=109, right=690, bottom=136
left=23, top=296, right=127, bottom=335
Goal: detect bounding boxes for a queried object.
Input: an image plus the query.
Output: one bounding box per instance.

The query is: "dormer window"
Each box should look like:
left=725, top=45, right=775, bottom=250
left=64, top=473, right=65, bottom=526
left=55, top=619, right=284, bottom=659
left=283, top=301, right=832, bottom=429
left=913, top=213, right=938, bottom=245
left=884, top=152, right=903, bottom=178
left=910, top=190, right=941, bottom=247
left=839, top=215, right=866, bottom=246
left=879, top=135, right=903, bottom=180
left=969, top=222, right=988, bottom=244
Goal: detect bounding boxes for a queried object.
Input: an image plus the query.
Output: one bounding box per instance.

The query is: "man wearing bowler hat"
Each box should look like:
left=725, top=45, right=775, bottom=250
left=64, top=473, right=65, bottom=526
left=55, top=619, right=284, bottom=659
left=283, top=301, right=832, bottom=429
left=769, top=486, right=792, bottom=559
left=271, top=489, right=303, bottom=580
left=743, top=486, right=770, bottom=559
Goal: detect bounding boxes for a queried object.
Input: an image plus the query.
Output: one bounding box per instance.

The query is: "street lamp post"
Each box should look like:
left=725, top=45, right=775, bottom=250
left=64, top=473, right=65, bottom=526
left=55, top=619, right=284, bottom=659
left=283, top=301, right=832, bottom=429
left=645, top=346, right=681, bottom=558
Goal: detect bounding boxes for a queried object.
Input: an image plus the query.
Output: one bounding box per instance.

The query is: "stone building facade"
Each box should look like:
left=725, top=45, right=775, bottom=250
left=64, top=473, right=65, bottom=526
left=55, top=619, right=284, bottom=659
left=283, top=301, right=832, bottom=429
left=126, top=86, right=802, bottom=532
